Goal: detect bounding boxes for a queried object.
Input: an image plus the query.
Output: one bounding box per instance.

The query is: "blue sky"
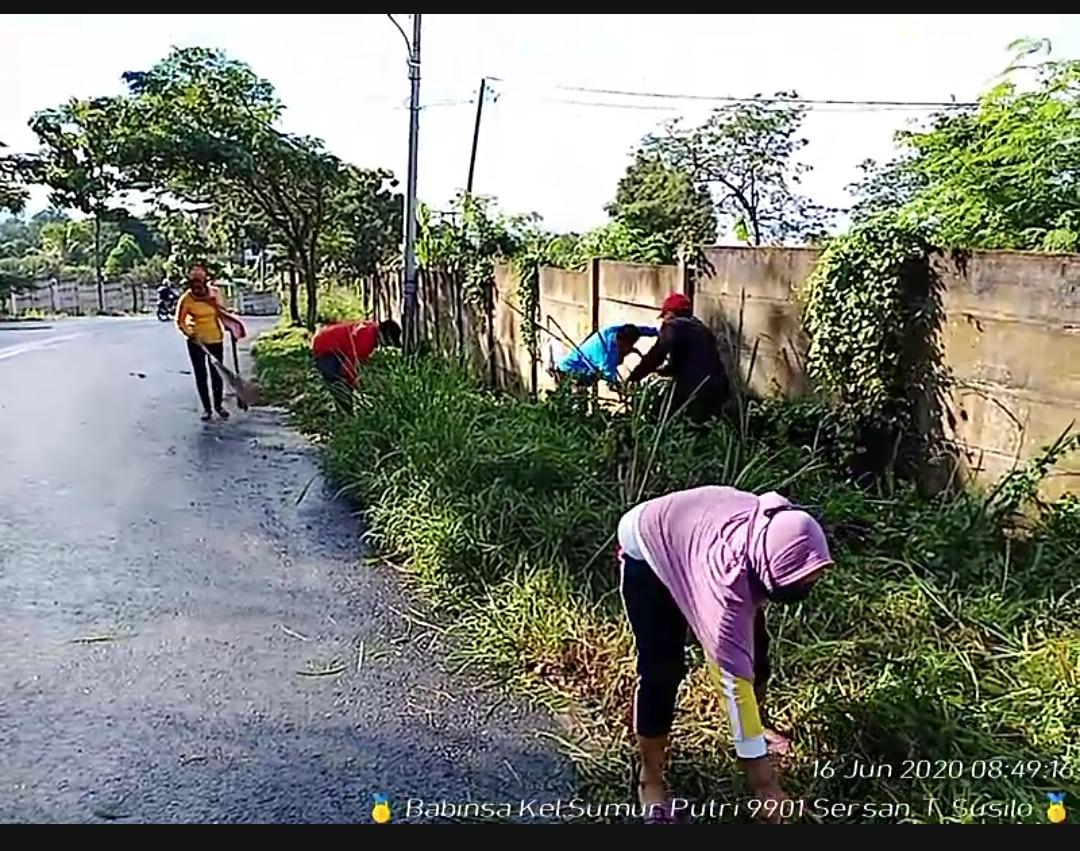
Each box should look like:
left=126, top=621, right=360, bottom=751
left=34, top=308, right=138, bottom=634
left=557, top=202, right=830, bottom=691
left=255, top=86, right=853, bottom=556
left=4, top=14, right=1079, bottom=235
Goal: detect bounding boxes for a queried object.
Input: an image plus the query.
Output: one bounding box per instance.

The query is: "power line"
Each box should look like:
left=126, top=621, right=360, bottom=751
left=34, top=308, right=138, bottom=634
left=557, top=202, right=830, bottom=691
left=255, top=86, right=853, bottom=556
left=553, top=82, right=978, bottom=109
left=535, top=95, right=963, bottom=114
left=383, top=78, right=978, bottom=115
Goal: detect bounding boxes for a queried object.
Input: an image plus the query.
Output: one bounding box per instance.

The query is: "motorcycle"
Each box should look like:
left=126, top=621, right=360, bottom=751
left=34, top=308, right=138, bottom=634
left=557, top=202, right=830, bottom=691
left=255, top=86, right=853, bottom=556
left=156, top=287, right=178, bottom=322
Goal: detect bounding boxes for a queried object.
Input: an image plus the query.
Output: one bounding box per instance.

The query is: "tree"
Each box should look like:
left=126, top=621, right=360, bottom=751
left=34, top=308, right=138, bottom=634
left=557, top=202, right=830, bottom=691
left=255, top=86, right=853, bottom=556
left=0, top=141, right=28, bottom=214
left=117, top=47, right=345, bottom=330
left=319, top=165, right=403, bottom=282
left=25, top=97, right=129, bottom=309
left=639, top=93, right=833, bottom=245
left=104, top=233, right=144, bottom=279
left=37, top=218, right=95, bottom=276
left=850, top=40, right=1080, bottom=251
left=605, top=153, right=716, bottom=261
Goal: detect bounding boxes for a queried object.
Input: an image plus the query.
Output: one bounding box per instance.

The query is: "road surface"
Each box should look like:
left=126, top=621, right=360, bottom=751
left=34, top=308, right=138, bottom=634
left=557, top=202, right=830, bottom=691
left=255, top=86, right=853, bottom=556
left=0, top=317, right=572, bottom=823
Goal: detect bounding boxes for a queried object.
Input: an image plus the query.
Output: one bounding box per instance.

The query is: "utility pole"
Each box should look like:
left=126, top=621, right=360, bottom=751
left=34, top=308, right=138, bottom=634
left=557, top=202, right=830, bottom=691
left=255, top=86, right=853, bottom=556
left=466, top=77, right=487, bottom=194
left=402, top=14, right=422, bottom=353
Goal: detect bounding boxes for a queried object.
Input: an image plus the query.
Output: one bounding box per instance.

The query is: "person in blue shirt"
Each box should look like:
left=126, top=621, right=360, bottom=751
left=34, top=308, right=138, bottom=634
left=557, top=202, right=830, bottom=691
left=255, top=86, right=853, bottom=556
left=555, top=323, right=659, bottom=385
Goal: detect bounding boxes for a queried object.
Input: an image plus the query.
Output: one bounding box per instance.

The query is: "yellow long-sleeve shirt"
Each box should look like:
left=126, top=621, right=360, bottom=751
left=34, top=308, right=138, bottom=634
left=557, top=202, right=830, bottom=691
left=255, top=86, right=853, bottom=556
left=176, top=288, right=225, bottom=344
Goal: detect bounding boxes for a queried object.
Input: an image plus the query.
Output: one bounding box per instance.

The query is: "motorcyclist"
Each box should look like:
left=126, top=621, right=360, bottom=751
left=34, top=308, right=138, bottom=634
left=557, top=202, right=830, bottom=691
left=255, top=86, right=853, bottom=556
left=156, top=277, right=178, bottom=320
left=158, top=277, right=177, bottom=306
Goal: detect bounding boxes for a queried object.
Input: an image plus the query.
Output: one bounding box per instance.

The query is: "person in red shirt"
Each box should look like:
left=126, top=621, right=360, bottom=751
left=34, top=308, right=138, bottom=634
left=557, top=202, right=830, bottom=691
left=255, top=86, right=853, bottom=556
left=310, top=319, right=401, bottom=407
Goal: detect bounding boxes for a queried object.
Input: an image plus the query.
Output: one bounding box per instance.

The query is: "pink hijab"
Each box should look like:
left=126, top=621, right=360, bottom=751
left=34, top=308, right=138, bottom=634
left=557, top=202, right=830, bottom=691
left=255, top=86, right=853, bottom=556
left=747, top=492, right=833, bottom=592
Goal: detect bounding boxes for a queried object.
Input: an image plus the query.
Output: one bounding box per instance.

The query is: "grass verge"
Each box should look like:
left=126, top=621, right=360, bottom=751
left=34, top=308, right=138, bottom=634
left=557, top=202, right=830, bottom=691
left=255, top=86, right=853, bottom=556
left=252, top=326, right=1079, bottom=823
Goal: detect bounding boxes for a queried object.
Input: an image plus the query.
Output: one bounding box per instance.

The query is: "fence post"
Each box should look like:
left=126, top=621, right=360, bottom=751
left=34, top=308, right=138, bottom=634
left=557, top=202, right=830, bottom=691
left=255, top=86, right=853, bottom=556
left=588, top=257, right=602, bottom=408
left=425, top=269, right=437, bottom=347
left=680, top=250, right=695, bottom=312
left=454, top=272, right=465, bottom=361
left=486, top=274, right=496, bottom=388
left=590, top=257, right=601, bottom=335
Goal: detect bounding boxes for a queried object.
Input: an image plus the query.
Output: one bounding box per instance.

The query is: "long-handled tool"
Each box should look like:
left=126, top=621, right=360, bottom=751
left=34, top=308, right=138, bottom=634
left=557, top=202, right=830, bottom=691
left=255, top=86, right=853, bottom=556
left=195, top=338, right=258, bottom=410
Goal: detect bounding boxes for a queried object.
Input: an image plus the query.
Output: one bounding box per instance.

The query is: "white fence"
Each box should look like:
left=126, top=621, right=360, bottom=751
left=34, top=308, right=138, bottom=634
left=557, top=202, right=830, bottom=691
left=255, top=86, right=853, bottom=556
left=5, top=280, right=281, bottom=317
left=6, top=281, right=150, bottom=315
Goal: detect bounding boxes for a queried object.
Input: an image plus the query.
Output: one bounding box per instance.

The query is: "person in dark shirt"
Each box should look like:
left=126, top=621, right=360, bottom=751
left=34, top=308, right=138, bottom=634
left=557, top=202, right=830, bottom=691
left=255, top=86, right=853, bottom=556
left=626, top=292, right=728, bottom=425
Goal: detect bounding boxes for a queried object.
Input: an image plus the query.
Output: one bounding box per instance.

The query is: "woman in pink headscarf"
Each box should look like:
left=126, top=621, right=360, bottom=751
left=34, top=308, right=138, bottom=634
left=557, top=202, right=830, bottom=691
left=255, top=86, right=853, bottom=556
left=616, top=485, right=833, bottom=823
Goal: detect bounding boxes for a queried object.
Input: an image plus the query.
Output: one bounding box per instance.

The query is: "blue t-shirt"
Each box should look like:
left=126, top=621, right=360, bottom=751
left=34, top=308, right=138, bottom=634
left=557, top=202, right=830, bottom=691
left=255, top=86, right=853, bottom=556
left=557, top=324, right=659, bottom=384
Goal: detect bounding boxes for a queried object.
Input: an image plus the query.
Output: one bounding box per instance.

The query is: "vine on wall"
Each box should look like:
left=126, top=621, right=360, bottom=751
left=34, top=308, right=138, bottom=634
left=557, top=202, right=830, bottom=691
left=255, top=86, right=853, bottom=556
left=801, top=214, right=949, bottom=472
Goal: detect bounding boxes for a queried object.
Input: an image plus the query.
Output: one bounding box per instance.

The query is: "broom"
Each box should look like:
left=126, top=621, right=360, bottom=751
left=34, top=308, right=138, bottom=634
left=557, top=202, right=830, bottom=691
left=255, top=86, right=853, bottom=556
left=195, top=339, right=259, bottom=410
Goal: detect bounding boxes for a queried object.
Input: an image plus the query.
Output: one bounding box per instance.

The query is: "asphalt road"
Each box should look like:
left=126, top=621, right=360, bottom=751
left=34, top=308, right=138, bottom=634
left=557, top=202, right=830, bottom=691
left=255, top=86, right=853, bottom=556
left=0, top=316, right=572, bottom=824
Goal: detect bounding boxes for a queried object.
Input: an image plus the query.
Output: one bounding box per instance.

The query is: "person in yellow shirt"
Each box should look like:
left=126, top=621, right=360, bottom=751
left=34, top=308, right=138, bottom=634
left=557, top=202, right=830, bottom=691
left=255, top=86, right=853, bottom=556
left=175, top=263, right=229, bottom=422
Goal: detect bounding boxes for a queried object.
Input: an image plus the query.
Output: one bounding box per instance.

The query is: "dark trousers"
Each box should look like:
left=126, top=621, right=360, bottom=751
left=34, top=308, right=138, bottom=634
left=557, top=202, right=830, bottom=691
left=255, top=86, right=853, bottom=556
left=187, top=339, right=224, bottom=412
left=620, top=552, right=770, bottom=738
left=314, top=353, right=353, bottom=411
left=672, top=375, right=726, bottom=427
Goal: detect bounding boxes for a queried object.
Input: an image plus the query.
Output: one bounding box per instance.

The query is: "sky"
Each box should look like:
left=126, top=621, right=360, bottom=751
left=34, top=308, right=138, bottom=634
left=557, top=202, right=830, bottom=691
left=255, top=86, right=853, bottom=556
left=4, top=14, right=1080, bottom=235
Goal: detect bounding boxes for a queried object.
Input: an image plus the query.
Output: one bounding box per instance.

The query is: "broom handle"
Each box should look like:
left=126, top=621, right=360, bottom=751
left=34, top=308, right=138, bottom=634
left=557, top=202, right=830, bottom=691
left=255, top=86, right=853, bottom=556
left=231, top=333, right=240, bottom=375
left=195, top=340, right=232, bottom=381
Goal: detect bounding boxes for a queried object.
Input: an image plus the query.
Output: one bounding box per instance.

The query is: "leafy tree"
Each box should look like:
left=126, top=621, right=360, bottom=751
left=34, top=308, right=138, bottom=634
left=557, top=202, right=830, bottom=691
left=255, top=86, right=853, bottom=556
left=25, top=97, right=130, bottom=309
left=320, top=165, right=403, bottom=282
left=572, top=221, right=673, bottom=266
left=851, top=40, right=1080, bottom=251
left=605, top=153, right=716, bottom=261
left=38, top=218, right=95, bottom=273
left=0, top=141, right=28, bottom=214
left=113, top=210, right=166, bottom=259
left=639, top=93, right=833, bottom=245
left=104, top=233, right=144, bottom=279
left=117, top=47, right=345, bottom=329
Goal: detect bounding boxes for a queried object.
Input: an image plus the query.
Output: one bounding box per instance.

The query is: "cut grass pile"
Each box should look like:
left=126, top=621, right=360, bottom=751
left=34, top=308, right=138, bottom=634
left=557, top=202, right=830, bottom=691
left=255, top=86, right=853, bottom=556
left=253, top=326, right=1079, bottom=823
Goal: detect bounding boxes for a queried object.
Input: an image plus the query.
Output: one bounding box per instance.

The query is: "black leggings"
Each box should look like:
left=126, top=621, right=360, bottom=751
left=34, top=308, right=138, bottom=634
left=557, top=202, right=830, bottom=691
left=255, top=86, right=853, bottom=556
left=187, top=339, right=224, bottom=412
left=620, top=552, right=771, bottom=738
left=314, top=353, right=353, bottom=411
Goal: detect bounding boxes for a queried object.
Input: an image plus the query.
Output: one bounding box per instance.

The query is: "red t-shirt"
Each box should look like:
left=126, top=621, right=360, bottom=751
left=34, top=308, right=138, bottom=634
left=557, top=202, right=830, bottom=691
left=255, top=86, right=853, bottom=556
left=311, top=321, right=379, bottom=386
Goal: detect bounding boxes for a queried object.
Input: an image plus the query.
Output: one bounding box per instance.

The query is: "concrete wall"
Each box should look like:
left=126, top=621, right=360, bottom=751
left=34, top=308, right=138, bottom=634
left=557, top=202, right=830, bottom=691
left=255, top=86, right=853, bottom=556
left=488, top=247, right=1080, bottom=495
left=696, top=247, right=814, bottom=398
left=934, top=251, right=1080, bottom=499
left=536, top=266, right=590, bottom=395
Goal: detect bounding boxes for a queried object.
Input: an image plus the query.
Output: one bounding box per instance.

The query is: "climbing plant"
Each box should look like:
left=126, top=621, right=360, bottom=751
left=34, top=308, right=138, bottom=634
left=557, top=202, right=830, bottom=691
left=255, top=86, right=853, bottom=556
left=801, top=214, right=948, bottom=471
left=417, top=193, right=533, bottom=309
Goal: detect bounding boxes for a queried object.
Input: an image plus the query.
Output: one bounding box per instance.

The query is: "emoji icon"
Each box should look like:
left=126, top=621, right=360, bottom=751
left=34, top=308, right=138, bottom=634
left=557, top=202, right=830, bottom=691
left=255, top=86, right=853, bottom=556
left=372, top=793, right=392, bottom=824
left=1046, top=792, right=1066, bottom=824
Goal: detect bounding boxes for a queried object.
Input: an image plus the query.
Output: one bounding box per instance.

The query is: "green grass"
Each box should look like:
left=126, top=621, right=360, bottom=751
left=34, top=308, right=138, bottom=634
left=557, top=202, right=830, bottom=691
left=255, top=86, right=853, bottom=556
left=253, top=334, right=1080, bottom=823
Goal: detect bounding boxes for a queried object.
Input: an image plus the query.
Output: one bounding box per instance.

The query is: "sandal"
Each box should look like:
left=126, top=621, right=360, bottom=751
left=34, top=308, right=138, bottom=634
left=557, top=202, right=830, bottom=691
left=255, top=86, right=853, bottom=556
left=200, top=410, right=212, bottom=422
left=764, top=728, right=793, bottom=757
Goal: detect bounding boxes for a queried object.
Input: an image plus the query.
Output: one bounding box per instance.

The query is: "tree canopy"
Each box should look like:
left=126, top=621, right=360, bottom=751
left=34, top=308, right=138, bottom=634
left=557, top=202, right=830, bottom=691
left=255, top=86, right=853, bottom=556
left=104, top=233, right=144, bottom=279
left=0, top=142, right=28, bottom=214
left=23, top=97, right=131, bottom=305
left=8, top=45, right=404, bottom=327
left=605, top=153, right=716, bottom=260
left=850, top=39, right=1080, bottom=252
left=637, top=93, right=833, bottom=246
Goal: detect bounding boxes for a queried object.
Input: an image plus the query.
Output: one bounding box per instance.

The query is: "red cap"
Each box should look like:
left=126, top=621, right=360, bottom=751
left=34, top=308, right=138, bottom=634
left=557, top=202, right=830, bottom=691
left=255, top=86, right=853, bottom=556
left=659, top=292, right=692, bottom=317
